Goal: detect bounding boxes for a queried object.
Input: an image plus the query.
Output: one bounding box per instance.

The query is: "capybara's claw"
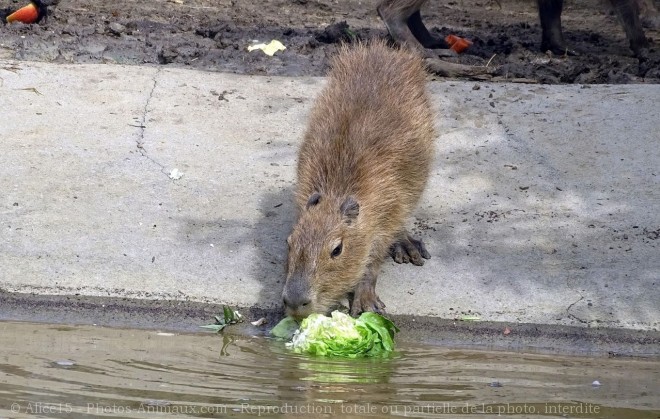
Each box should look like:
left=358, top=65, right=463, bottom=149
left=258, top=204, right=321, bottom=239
left=350, top=291, right=386, bottom=317
left=390, top=233, right=430, bottom=266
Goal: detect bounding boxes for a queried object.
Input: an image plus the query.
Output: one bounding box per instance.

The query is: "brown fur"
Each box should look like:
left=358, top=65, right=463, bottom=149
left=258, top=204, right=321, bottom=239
left=282, top=41, right=435, bottom=319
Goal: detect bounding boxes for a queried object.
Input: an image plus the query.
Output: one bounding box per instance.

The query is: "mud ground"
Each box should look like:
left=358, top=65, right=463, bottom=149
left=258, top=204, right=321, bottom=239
left=1, top=0, right=659, bottom=83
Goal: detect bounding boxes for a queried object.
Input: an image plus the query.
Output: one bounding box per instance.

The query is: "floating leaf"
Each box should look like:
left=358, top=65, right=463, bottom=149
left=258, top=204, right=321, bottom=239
left=270, top=317, right=299, bottom=340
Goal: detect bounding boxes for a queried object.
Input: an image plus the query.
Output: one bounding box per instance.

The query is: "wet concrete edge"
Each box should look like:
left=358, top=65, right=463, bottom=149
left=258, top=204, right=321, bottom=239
left=1, top=290, right=657, bottom=359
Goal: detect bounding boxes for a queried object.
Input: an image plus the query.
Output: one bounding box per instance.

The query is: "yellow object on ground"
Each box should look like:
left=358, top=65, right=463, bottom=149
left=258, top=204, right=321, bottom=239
left=247, top=40, right=286, bottom=56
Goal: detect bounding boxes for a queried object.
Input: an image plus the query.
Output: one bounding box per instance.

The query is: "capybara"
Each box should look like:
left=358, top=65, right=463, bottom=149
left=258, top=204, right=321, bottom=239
left=377, top=0, right=649, bottom=57
left=282, top=41, right=435, bottom=319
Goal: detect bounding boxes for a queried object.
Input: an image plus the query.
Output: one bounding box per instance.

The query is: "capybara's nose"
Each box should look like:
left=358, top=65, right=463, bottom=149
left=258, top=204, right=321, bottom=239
left=282, top=294, right=311, bottom=312
left=282, top=275, right=311, bottom=313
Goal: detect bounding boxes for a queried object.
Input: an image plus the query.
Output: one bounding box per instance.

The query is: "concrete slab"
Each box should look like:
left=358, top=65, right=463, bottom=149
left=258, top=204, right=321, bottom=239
left=1, top=60, right=658, bottom=331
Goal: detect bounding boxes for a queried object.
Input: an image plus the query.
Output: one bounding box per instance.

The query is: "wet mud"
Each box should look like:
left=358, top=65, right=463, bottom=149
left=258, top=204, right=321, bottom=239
left=1, top=0, right=659, bottom=83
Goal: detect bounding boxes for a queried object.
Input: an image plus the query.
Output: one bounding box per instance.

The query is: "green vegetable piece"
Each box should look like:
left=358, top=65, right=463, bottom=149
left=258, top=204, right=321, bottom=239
left=358, top=312, right=399, bottom=352
left=223, top=305, right=242, bottom=323
left=270, top=317, right=299, bottom=340
left=287, top=311, right=398, bottom=358
left=200, top=305, right=243, bottom=332
left=199, top=324, right=227, bottom=332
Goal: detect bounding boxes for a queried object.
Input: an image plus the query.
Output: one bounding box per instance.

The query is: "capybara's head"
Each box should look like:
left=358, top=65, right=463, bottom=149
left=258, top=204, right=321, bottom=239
left=282, top=192, right=369, bottom=319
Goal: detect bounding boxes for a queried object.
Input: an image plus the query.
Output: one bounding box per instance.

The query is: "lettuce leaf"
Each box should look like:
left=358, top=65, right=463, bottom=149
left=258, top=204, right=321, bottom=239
left=274, top=311, right=398, bottom=358
left=270, top=316, right=299, bottom=340
left=200, top=305, right=243, bottom=332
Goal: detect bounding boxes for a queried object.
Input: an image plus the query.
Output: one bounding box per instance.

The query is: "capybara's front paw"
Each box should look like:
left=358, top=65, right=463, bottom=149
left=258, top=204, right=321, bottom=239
left=349, top=286, right=386, bottom=317
left=389, top=232, right=431, bottom=266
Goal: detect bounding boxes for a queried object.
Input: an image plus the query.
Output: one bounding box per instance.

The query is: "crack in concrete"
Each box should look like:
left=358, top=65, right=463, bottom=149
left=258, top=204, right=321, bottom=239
left=565, top=282, right=588, bottom=324
left=134, top=67, right=169, bottom=178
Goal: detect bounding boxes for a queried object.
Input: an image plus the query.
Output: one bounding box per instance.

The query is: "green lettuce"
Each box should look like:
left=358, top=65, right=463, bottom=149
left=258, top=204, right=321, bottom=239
left=272, top=311, right=399, bottom=358
left=270, top=316, right=299, bottom=340
left=200, top=305, right=243, bottom=332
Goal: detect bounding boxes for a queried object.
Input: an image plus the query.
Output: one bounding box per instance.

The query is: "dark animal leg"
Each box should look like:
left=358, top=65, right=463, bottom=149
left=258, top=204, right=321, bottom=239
left=608, top=0, right=649, bottom=57
left=379, top=0, right=495, bottom=78
left=407, top=10, right=448, bottom=49
left=537, top=0, right=577, bottom=55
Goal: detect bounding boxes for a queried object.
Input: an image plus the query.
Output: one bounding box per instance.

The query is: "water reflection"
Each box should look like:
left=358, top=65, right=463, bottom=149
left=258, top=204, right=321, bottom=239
left=0, top=321, right=657, bottom=418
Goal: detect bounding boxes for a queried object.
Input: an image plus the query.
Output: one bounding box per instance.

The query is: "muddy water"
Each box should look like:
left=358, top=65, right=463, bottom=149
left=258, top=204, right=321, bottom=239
left=0, top=322, right=657, bottom=418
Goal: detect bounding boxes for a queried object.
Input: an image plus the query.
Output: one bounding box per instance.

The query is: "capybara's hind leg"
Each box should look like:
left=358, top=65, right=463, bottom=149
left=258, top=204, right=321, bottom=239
left=389, top=231, right=431, bottom=266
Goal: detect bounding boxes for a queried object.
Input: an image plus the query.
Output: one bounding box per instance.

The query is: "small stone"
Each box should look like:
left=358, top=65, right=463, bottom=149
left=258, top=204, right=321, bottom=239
left=251, top=318, right=267, bottom=326
left=53, top=359, right=76, bottom=367
left=158, top=47, right=179, bottom=64
left=108, top=22, right=126, bottom=35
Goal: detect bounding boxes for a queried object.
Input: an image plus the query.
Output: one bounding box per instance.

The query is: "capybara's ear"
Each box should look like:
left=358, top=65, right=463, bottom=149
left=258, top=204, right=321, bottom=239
left=340, top=196, right=359, bottom=223
left=306, top=192, right=322, bottom=209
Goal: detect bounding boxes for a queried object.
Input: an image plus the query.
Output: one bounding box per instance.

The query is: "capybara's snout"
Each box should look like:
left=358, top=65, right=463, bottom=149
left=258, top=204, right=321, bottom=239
left=282, top=275, right=313, bottom=319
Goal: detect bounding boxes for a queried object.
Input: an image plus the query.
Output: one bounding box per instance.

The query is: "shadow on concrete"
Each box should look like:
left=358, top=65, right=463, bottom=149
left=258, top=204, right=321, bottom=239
left=175, top=184, right=295, bottom=322
left=402, top=99, right=660, bottom=327
left=249, top=186, right=296, bottom=319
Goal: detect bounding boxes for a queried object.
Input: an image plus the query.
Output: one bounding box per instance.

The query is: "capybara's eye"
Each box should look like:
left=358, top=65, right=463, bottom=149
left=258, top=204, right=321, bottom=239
left=331, top=243, right=343, bottom=258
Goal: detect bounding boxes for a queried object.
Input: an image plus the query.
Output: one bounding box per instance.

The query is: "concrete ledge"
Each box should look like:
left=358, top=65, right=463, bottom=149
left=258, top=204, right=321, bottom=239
left=1, top=60, right=658, bottom=331
left=1, top=291, right=657, bottom=358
